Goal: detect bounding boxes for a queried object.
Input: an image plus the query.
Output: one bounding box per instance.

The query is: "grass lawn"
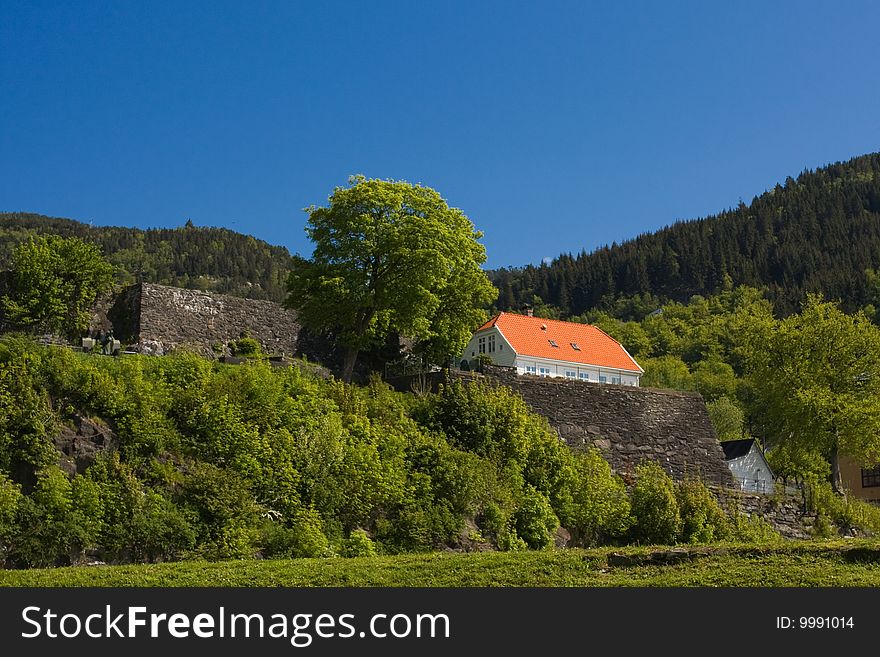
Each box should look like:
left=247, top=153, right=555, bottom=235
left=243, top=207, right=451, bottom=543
left=2, top=540, right=880, bottom=587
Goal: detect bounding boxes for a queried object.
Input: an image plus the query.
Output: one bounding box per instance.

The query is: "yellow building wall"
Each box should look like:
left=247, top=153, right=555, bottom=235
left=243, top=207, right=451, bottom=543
left=839, top=455, right=880, bottom=503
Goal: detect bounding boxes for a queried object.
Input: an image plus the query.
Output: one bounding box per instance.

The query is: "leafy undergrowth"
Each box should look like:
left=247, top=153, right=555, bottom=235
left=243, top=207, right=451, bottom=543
left=2, top=540, right=880, bottom=587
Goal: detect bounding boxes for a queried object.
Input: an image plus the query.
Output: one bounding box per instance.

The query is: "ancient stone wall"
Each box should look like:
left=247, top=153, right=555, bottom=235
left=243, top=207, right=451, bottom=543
left=391, top=366, right=733, bottom=488
left=478, top=367, right=734, bottom=486
left=389, top=367, right=734, bottom=486
left=712, top=486, right=814, bottom=540
left=100, top=283, right=300, bottom=357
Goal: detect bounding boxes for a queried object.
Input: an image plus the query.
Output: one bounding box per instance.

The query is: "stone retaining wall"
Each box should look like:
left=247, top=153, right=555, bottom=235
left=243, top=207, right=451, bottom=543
left=454, top=367, right=734, bottom=487
left=713, top=486, right=813, bottom=540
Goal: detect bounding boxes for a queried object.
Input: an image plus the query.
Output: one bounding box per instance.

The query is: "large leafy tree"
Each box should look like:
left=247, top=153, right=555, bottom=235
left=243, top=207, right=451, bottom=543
left=285, top=176, right=497, bottom=381
left=1, top=235, right=115, bottom=338
left=746, top=296, right=880, bottom=492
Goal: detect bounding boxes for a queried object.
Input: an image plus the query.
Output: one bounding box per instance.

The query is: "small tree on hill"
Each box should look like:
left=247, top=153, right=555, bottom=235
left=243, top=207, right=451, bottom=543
left=1, top=235, right=115, bottom=338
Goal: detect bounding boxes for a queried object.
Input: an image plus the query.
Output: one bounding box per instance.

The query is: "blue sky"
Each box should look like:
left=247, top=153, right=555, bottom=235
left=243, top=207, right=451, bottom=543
left=2, top=1, right=879, bottom=268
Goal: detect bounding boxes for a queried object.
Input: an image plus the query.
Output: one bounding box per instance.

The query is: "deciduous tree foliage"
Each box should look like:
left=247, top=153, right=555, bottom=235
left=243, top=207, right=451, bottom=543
left=285, top=177, right=497, bottom=380
left=746, top=296, right=880, bottom=491
left=1, top=235, right=115, bottom=338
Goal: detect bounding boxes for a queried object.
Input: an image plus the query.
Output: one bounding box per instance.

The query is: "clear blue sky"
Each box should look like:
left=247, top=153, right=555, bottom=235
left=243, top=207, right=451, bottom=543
left=2, top=1, right=879, bottom=269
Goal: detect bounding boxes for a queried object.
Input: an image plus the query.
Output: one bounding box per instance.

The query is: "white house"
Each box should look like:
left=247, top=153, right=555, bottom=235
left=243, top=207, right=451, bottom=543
left=720, top=439, right=775, bottom=494
left=460, top=311, right=643, bottom=386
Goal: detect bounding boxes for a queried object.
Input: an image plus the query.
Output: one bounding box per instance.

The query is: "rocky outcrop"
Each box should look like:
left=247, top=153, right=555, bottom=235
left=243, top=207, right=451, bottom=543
left=54, top=415, right=117, bottom=476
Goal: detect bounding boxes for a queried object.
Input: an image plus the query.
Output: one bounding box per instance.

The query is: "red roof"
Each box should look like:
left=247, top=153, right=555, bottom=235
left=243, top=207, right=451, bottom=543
left=476, top=312, right=642, bottom=372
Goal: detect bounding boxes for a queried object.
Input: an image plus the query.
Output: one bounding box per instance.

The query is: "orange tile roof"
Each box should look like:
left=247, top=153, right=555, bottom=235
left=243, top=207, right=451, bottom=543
left=476, top=312, right=642, bottom=372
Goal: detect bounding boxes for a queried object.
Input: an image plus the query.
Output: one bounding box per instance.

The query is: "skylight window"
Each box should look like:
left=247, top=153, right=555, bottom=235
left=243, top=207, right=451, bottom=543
left=548, top=340, right=559, bottom=347
left=571, top=342, right=580, bottom=350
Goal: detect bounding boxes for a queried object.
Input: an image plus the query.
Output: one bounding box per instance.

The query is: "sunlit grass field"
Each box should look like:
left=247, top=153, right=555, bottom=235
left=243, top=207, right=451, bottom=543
left=2, top=540, right=880, bottom=587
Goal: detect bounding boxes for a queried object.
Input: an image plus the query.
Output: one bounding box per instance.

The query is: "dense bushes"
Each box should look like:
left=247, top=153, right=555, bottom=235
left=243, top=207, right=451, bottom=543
left=805, top=479, right=880, bottom=537
left=630, top=462, right=682, bottom=545
left=0, top=341, right=798, bottom=568
left=567, top=450, right=632, bottom=545
left=628, top=463, right=777, bottom=546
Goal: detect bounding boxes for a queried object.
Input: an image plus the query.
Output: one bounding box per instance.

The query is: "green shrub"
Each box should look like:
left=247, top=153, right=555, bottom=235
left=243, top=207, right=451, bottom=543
left=728, top=507, right=783, bottom=544
left=9, top=466, right=102, bottom=567
left=496, top=527, right=528, bottom=552
left=567, top=449, right=632, bottom=546
left=676, top=477, right=729, bottom=543
left=0, top=474, right=20, bottom=532
left=0, top=474, right=22, bottom=566
left=179, top=463, right=259, bottom=560
left=630, top=462, right=681, bottom=545
left=413, top=380, right=579, bottom=537
left=376, top=501, right=463, bottom=553
left=414, top=381, right=537, bottom=464
left=128, top=491, right=197, bottom=562
left=260, top=508, right=329, bottom=558
left=806, top=478, right=880, bottom=535
left=86, top=456, right=196, bottom=563
left=839, top=496, right=880, bottom=534
left=231, top=337, right=262, bottom=357
left=811, top=513, right=835, bottom=539
left=0, top=349, right=57, bottom=476
left=514, top=487, right=559, bottom=550
left=341, top=529, right=377, bottom=557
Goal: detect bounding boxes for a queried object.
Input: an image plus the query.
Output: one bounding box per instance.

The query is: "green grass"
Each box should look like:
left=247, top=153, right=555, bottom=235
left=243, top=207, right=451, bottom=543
left=3, top=540, right=880, bottom=587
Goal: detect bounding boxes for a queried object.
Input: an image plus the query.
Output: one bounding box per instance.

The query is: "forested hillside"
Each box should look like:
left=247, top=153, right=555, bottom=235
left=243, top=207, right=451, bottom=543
left=491, top=153, right=880, bottom=316
left=0, top=214, right=293, bottom=301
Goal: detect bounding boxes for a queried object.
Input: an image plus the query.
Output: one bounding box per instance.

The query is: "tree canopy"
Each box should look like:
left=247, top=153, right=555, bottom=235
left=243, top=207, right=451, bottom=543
left=1, top=235, right=115, bottom=338
left=285, top=176, right=497, bottom=380
left=744, top=296, right=880, bottom=491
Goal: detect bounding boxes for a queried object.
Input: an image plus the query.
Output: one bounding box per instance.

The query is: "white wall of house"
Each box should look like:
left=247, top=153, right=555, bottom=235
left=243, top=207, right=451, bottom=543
left=513, top=355, right=640, bottom=386
left=460, top=329, right=641, bottom=386
left=727, top=446, right=775, bottom=494
left=460, top=327, right=517, bottom=367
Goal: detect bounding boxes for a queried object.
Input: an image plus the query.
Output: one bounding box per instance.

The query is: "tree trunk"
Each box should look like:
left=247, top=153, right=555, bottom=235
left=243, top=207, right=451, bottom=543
left=341, top=346, right=359, bottom=383
left=830, top=444, right=844, bottom=494
left=340, top=309, right=375, bottom=383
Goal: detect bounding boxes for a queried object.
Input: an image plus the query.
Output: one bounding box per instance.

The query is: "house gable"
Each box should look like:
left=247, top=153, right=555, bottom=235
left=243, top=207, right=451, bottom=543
left=721, top=439, right=775, bottom=494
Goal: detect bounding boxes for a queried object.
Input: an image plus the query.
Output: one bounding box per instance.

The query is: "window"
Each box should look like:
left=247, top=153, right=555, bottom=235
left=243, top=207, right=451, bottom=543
left=564, top=370, right=576, bottom=379
left=571, top=342, right=580, bottom=350
left=862, top=466, right=880, bottom=488
left=548, top=340, right=559, bottom=348
left=579, top=372, right=589, bottom=381
left=478, top=336, right=486, bottom=354
left=598, top=375, right=607, bottom=384
left=539, top=367, right=551, bottom=377
left=525, top=365, right=537, bottom=374
left=488, top=335, right=496, bottom=353
left=611, top=376, right=621, bottom=384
